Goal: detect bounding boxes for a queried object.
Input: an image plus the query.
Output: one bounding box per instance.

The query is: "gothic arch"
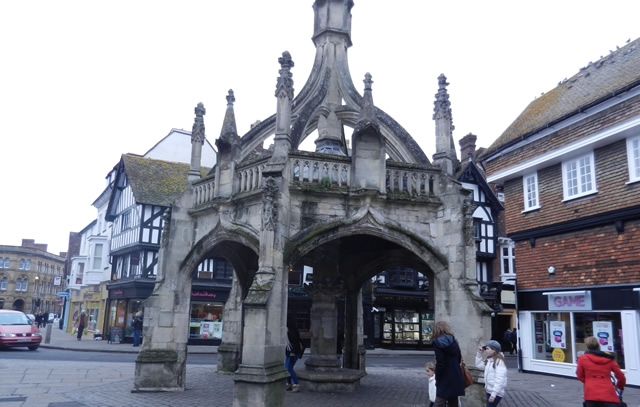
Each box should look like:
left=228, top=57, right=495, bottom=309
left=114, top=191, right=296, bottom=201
left=285, top=211, right=448, bottom=277
left=180, top=224, right=260, bottom=296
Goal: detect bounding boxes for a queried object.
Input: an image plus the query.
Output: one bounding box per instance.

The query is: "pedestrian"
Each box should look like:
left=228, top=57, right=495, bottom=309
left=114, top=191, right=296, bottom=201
left=35, top=312, right=42, bottom=328
left=76, top=311, right=87, bottom=341
left=132, top=311, right=143, bottom=347
left=502, top=328, right=512, bottom=354
left=476, top=339, right=508, bottom=406
left=576, top=336, right=626, bottom=407
left=510, top=328, right=517, bottom=355
left=425, top=362, right=437, bottom=407
left=285, top=314, right=305, bottom=393
left=432, top=321, right=465, bottom=407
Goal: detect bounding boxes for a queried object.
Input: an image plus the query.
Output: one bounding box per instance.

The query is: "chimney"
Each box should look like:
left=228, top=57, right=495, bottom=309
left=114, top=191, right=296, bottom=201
left=459, top=133, right=477, bottom=162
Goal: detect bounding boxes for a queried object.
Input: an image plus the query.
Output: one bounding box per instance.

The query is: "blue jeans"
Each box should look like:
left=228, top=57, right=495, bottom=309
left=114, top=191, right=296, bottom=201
left=133, top=329, right=141, bottom=346
left=285, top=355, right=299, bottom=385
left=486, top=393, right=503, bottom=407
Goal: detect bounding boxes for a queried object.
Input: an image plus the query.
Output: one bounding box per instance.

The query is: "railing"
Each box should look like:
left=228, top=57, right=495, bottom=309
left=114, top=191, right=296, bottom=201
left=291, top=155, right=350, bottom=187
left=237, top=160, right=268, bottom=193
left=193, top=177, right=216, bottom=206
left=385, top=164, right=437, bottom=196
left=191, top=155, right=438, bottom=209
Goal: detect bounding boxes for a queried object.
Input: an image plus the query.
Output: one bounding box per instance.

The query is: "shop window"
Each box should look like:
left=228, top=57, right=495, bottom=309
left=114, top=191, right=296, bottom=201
left=574, top=312, right=624, bottom=369
left=531, top=312, right=624, bottom=368
left=532, top=312, right=574, bottom=364
left=189, top=302, right=224, bottom=340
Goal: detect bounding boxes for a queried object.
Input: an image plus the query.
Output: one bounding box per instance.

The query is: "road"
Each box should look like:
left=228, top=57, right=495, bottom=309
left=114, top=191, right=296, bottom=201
left=0, top=346, right=519, bottom=370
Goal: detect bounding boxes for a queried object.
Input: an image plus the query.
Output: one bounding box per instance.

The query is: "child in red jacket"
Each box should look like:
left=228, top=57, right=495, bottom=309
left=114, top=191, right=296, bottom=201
left=576, top=336, right=625, bottom=406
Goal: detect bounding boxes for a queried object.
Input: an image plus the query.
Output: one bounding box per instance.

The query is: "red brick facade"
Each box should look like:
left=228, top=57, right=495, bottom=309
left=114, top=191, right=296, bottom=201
left=515, top=219, right=640, bottom=290
left=503, top=139, right=640, bottom=234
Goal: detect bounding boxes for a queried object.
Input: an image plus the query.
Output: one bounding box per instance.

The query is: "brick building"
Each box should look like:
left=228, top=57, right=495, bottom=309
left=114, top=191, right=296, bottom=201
left=481, top=38, right=640, bottom=385
left=0, top=239, right=66, bottom=315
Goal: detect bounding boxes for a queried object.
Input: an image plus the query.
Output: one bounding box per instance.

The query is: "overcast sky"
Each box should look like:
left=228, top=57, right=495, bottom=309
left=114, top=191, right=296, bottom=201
left=2, top=1, right=639, bottom=255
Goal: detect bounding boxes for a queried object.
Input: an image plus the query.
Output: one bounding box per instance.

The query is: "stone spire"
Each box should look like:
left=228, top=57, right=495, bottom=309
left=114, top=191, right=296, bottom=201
left=312, top=0, right=354, bottom=47
left=188, top=102, right=206, bottom=181
left=219, top=90, right=238, bottom=143
left=268, top=51, right=295, bottom=169
left=433, top=74, right=458, bottom=175
left=357, top=73, right=377, bottom=129
left=314, top=70, right=347, bottom=155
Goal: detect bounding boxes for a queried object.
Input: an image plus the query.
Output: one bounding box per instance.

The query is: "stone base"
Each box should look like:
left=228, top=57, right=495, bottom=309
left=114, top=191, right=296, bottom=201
left=296, top=367, right=366, bottom=392
left=232, top=363, right=289, bottom=407
left=217, top=342, right=240, bottom=373
left=134, top=349, right=184, bottom=392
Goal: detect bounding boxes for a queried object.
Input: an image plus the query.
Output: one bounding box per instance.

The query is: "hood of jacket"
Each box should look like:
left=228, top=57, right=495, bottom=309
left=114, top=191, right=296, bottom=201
left=433, top=334, right=458, bottom=354
left=584, top=350, right=615, bottom=364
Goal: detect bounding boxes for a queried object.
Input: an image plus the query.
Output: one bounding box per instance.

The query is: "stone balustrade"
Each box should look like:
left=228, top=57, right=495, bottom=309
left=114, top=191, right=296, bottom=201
left=191, top=156, right=438, bottom=208
left=385, top=163, right=438, bottom=197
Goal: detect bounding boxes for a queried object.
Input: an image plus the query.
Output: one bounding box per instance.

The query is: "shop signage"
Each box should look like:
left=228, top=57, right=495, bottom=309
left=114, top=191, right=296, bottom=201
left=192, top=291, right=217, bottom=298
left=113, top=290, right=124, bottom=296
left=501, top=289, right=515, bottom=305
left=54, top=276, right=62, bottom=286
left=546, top=291, right=592, bottom=311
left=57, top=292, right=69, bottom=297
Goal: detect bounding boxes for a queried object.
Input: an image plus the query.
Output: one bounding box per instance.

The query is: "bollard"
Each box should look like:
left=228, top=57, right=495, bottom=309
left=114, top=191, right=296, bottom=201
left=45, top=323, right=53, bottom=344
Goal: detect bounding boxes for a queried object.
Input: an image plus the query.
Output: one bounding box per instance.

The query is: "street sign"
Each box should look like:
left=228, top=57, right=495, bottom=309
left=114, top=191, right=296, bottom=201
left=57, top=292, right=69, bottom=297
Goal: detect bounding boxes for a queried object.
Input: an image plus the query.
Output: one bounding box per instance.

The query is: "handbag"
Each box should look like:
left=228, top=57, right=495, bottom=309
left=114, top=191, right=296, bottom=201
left=461, top=360, right=473, bottom=388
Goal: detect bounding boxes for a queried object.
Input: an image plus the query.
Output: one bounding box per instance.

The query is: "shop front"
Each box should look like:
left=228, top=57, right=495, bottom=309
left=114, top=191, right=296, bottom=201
left=105, top=280, right=153, bottom=344
left=518, top=286, right=640, bottom=386
left=375, top=291, right=433, bottom=349
left=188, top=286, right=230, bottom=345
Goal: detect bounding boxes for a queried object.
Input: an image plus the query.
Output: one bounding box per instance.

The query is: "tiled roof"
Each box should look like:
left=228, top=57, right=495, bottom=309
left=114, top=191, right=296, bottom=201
left=122, top=154, right=209, bottom=206
left=485, top=37, right=640, bottom=155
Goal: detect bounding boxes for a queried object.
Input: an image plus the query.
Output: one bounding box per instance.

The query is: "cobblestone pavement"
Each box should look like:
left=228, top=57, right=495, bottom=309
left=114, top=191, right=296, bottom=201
left=2, top=359, right=639, bottom=407
left=1, top=327, right=636, bottom=406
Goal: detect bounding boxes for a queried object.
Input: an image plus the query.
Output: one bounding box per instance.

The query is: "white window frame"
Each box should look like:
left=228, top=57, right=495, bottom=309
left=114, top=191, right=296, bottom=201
left=627, top=135, right=640, bottom=183
left=500, top=240, right=516, bottom=282
left=522, top=172, right=540, bottom=212
left=92, top=243, right=103, bottom=270
left=562, top=152, right=597, bottom=200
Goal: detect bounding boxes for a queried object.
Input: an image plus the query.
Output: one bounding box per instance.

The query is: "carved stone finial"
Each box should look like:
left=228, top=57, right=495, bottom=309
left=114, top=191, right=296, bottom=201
left=191, top=102, right=206, bottom=143
left=433, top=73, right=454, bottom=129
left=363, top=72, right=373, bottom=91
left=275, top=51, right=295, bottom=99
left=356, top=73, right=377, bottom=128
left=226, top=90, right=235, bottom=105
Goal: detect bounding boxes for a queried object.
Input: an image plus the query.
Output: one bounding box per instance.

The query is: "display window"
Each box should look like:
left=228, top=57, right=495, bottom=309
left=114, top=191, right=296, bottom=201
left=382, top=309, right=434, bottom=347
left=189, top=302, right=223, bottom=340
left=531, top=311, right=624, bottom=368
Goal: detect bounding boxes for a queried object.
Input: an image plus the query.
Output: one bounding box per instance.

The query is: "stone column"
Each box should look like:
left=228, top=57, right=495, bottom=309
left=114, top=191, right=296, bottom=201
left=217, top=275, right=244, bottom=373
left=305, top=285, right=340, bottom=369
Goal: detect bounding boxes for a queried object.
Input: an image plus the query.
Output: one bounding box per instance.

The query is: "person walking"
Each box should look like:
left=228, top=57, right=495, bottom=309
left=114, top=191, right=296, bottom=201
left=510, top=328, right=517, bottom=355
left=75, top=311, right=87, bottom=341
left=285, top=314, right=305, bottom=393
left=502, top=328, right=512, bottom=354
left=132, top=311, right=143, bottom=347
left=576, top=336, right=626, bottom=407
left=432, top=321, right=465, bottom=407
left=476, top=340, right=508, bottom=406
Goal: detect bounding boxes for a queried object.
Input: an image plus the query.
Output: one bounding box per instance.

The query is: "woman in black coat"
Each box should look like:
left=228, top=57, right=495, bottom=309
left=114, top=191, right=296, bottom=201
left=432, top=321, right=465, bottom=407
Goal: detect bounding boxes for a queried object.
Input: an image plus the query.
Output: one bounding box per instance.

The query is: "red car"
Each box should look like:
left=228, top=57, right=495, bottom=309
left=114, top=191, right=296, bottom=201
left=0, top=310, right=42, bottom=350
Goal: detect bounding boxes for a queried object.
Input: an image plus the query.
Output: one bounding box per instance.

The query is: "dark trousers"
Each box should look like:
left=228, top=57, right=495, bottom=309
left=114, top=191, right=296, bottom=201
left=584, top=401, right=623, bottom=407
left=77, top=326, right=85, bottom=340
left=434, top=396, right=459, bottom=407
left=486, top=393, right=503, bottom=406
left=285, top=355, right=299, bottom=385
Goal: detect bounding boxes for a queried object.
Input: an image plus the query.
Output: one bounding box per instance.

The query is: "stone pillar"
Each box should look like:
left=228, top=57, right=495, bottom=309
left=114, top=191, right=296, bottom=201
left=217, top=275, right=244, bottom=373
left=134, top=194, right=195, bottom=391
left=306, top=286, right=340, bottom=369
left=343, top=289, right=361, bottom=370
